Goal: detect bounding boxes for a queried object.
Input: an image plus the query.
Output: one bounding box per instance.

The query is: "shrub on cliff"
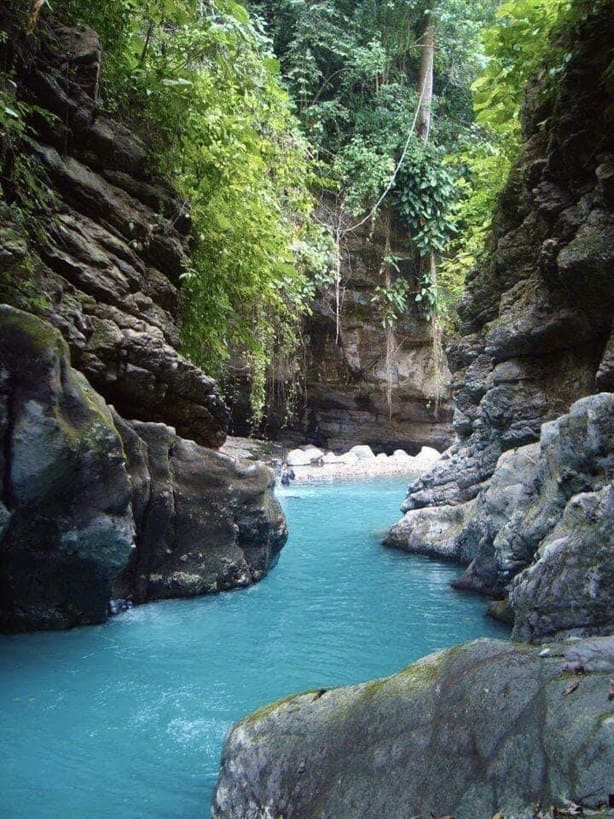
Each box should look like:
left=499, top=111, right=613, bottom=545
left=11, top=0, right=330, bottom=423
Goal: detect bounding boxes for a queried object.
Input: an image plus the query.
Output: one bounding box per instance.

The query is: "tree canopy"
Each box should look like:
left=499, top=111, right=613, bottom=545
left=2, top=0, right=586, bottom=423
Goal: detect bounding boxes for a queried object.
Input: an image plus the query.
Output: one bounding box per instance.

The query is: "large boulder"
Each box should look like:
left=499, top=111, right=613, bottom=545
left=212, top=636, right=614, bottom=819
left=384, top=500, right=477, bottom=563
left=0, top=307, right=288, bottom=631
left=113, top=418, right=287, bottom=603
left=0, top=305, right=135, bottom=631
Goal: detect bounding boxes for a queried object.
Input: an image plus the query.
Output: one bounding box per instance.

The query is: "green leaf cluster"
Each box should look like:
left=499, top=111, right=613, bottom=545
left=248, top=0, right=500, bottom=323
left=394, top=143, right=458, bottom=257
left=49, top=0, right=330, bottom=424
left=472, top=0, right=572, bottom=152
left=0, top=20, right=58, bottom=237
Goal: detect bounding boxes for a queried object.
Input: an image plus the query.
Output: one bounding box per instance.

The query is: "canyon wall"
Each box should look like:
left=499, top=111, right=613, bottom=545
left=386, top=2, right=613, bottom=635
left=0, top=21, right=286, bottom=632
left=228, top=212, right=455, bottom=455
left=0, top=21, right=227, bottom=448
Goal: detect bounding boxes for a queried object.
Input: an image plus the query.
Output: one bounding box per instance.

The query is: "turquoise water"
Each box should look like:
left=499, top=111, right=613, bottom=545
left=0, top=478, right=508, bottom=818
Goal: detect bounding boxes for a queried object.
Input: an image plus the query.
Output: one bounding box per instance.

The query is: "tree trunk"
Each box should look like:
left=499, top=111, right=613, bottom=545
left=417, top=15, right=435, bottom=144
left=417, top=11, right=444, bottom=405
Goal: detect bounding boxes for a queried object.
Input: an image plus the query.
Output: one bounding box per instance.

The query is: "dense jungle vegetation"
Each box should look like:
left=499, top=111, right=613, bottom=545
left=1, top=0, right=583, bottom=421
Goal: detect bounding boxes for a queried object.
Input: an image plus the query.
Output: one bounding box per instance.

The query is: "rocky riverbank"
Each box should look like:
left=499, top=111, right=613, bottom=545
left=220, top=438, right=442, bottom=483
left=0, top=307, right=287, bottom=632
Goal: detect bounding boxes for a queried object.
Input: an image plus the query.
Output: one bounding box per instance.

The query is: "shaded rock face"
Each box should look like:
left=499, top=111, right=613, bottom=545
left=212, top=636, right=614, bottom=819
left=113, top=417, right=287, bottom=604
left=228, top=214, right=454, bottom=455
left=0, top=305, right=135, bottom=631
left=402, top=8, right=613, bottom=511
left=387, top=394, right=614, bottom=642
left=296, top=217, right=455, bottom=456
left=0, top=23, right=228, bottom=447
left=0, top=307, right=287, bottom=632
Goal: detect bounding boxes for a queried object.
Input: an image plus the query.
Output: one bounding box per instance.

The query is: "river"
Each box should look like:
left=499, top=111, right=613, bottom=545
left=0, top=477, right=508, bottom=817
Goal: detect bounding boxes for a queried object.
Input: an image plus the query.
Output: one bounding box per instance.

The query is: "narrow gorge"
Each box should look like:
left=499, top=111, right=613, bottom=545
left=212, top=3, right=614, bottom=817
left=0, top=1, right=612, bottom=818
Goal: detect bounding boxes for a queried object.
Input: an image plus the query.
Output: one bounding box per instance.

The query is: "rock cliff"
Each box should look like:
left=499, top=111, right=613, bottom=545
left=298, top=215, right=454, bottom=454
left=386, top=3, right=613, bottom=637
left=0, top=19, right=288, bottom=632
left=0, top=306, right=286, bottom=632
left=228, top=212, right=455, bottom=455
left=0, top=21, right=228, bottom=447
left=402, top=6, right=613, bottom=512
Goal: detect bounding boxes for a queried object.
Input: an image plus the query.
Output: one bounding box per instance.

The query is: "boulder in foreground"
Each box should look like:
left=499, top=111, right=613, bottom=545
left=212, top=636, right=614, bottom=819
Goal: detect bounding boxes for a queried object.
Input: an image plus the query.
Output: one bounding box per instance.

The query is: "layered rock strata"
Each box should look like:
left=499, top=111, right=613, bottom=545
left=386, top=393, right=614, bottom=642
left=401, top=8, right=613, bottom=512
left=212, top=636, right=614, bottom=819
left=293, top=215, right=454, bottom=454
left=0, top=22, right=227, bottom=447
left=228, top=213, right=455, bottom=455
left=0, top=307, right=286, bottom=632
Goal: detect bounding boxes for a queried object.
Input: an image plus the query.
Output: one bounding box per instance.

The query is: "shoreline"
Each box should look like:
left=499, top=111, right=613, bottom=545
left=220, top=436, right=440, bottom=484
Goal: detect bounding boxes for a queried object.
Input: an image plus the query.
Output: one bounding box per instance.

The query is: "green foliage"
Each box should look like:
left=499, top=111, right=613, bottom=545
left=248, top=0, right=500, bottom=329
left=440, top=0, right=576, bottom=330
left=0, top=23, right=57, bottom=237
left=472, top=0, right=573, bottom=152
left=394, top=143, right=458, bottom=257
left=48, top=0, right=329, bottom=424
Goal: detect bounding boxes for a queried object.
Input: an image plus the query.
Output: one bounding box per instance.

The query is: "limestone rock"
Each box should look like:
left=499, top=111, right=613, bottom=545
left=348, top=444, right=376, bottom=461
left=466, top=393, right=612, bottom=603
left=384, top=500, right=476, bottom=563
left=406, top=395, right=612, bottom=602
left=212, top=637, right=614, bottom=819
left=511, top=485, right=614, bottom=642
left=0, top=306, right=135, bottom=631
left=412, top=445, right=441, bottom=470
left=286, top=447, right=324, bottom=467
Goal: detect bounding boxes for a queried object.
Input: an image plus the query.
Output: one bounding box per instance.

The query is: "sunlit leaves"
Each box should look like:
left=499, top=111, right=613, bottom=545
left=53, top=0, right=327, bottom=423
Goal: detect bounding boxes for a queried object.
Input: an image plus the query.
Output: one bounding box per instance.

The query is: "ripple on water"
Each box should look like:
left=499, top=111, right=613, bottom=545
left=0, top=478, right=508, bottom=818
